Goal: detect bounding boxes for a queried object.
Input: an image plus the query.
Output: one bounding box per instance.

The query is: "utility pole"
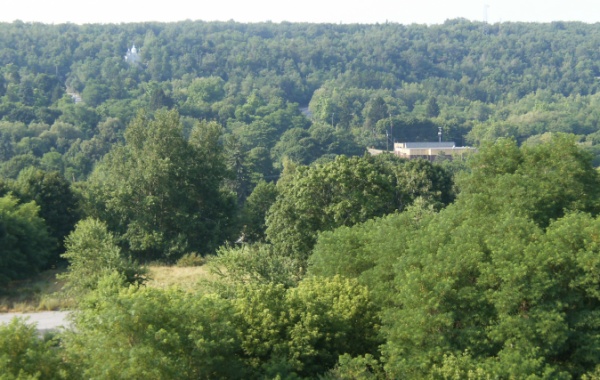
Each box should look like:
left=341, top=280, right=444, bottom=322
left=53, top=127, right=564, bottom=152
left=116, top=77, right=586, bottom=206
left=386, top=130, right=389, bottom=152
left=483, top=4, right=490, bottom=34
left=389, top=113, right=393, bottom=152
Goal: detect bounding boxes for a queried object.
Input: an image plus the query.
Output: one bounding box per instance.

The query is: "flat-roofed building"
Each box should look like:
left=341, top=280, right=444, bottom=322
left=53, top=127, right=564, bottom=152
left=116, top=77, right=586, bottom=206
left=394, top=142, right=475, bottom=161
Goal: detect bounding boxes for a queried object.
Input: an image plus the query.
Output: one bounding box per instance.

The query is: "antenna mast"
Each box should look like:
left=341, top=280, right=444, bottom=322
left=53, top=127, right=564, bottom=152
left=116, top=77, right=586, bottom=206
left=389, top=113, right=393, bottom=152
left=483, top=4, right=490, bottom=34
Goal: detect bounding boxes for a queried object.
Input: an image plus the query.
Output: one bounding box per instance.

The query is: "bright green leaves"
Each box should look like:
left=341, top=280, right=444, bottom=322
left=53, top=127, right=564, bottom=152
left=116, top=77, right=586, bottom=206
left=234, top=276, right=381, bottom=378
left=59, top=275, right=378, bottom=379
left=309, top=202, right=436, bottom=306
left=65, top=281, right=244, bottom=379
left=209, top=243, right=300, bottom=289
left=0, top=318, right=68, bottom=380
left=58, top=218, right=146, bottom=297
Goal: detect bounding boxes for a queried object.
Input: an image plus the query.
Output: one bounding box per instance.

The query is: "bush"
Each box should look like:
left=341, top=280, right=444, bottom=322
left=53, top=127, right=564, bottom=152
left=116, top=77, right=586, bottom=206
left=0, top=318, right=68, bottom=379
left=64, top=275, right=246, bottom=379
left=59, top=218, right=147, bottom=297
left=208, top=243, right=300, bottom=288
left=175, top=252, right=205, bottom=267
left=234, top=276, right=382, bottom=378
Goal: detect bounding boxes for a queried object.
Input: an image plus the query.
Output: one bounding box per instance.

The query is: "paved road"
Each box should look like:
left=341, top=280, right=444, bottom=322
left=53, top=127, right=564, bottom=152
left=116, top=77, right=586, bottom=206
left=0, top=311, right=71, bottom=334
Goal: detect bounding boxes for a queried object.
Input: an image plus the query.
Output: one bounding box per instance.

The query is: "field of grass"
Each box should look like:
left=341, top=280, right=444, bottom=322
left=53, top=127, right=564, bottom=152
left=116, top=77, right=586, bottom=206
left=146, top=265, right=215, bottom=291
left=0, top=264, right=213, bottom=313
left=0, top=268, right=73, bottom=313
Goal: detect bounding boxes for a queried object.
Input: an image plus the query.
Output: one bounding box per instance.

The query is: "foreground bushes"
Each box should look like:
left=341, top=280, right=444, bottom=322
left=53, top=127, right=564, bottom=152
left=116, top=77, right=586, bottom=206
left=0, top=318, right=68, bottom=379
left=5, top=273, right=379, bottom=379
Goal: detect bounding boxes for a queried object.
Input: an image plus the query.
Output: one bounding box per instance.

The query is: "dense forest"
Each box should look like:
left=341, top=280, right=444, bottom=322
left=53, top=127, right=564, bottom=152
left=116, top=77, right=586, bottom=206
left=3, top=19, right=600, bottom=378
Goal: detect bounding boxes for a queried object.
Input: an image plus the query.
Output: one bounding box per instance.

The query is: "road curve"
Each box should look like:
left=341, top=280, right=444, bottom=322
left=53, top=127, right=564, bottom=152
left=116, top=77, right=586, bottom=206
left=0, top=311, right=71, bottom=334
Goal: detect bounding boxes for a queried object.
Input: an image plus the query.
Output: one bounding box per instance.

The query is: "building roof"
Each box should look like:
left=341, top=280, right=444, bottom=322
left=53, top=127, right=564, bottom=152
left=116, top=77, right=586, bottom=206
left=395, top=142, right=456, bottom=149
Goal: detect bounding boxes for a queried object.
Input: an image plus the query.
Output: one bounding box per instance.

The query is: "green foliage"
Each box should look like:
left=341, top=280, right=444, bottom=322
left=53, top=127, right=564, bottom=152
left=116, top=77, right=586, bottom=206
left=0, top=154, right=40, bottom=179
left=208, top=243, right=300, bottom=289
left=458, top=135, right=600, bottom=227
left=233, top=276, right=381, bottom=378
left=64, top=275, right=245, bottom=379
left=306, top=138, right=600, bottom=378
left=240, top=180, right=278, bottom=243
left=54, top=273, right=379, bottom=379
left=11, top=167, right=79, bottom=259
left=58, top=218, right=147, bottom=297
left=174, top=252, right=205, bottom=267
left=0, top=194, right=51, bottom=287
left=85, top=110, right=235, bottom=261
left=309, top=200, right=436, bottom=306
left=380, top=207, right=600, bottom=378
left=271, top=127, right=320, bottom=167
left=376, top=138, right=600, bottom=378
left=425, top=96, right=440, bottom=117
left=0, top=318, right=67, bottom=380
left=5, top=20, right=600, bottom=380
left=266, top=154, right=453, bottom=263
left=325, top=354, right=384, bottom=380
left=223, top=133, right=253, bottom=204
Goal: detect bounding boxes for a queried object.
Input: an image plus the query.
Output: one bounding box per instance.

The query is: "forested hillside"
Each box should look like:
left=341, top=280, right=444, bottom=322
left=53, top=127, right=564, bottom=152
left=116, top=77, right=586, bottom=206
left=4, top=19, right=600, bottom=378
left=2, top=20, right=600, bottom=180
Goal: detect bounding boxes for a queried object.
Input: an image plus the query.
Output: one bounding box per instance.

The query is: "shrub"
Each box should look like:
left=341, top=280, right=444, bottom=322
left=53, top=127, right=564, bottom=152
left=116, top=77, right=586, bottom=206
left=0, top=318, right=68, bottom=379
left=175, top=252, right=205, bottom=267
left=59, top=218, right=147, bottom=297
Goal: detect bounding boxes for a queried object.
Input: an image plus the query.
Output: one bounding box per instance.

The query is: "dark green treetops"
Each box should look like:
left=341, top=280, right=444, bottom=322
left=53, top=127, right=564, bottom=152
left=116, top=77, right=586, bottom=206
left=85, top=110, right=235, bottom=261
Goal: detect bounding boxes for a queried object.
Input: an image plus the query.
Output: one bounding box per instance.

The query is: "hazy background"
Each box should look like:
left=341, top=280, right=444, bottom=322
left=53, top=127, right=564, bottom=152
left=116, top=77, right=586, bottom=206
left=1, top=0, right=599, bottom=24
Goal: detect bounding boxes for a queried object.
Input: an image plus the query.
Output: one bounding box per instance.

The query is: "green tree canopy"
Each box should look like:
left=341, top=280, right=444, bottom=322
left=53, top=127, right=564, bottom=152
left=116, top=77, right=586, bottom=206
left=59, top=218, right=146, bottom=297
left=64, top=274, right=245, bottom=379
left=240, top=180, right=278, bottom=243
left=265, top=154, right=453, bottom=263
left=457, top=135, right=600, bottom=227
left=307, top=137, right=600, bottom=378
left=233, top=275, right=381, bottom=378
left=0, top=194, right=51, bottom=287
left=84, top=110, right=235, bottom=261
left=0, top=318, right=67, bottom=379
left=12, top=167, right=79, bottom=260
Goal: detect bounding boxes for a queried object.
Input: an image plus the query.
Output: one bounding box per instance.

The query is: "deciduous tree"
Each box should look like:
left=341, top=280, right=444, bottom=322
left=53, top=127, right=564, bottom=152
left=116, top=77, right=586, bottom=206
left=85, top=110, right=235, bottom=261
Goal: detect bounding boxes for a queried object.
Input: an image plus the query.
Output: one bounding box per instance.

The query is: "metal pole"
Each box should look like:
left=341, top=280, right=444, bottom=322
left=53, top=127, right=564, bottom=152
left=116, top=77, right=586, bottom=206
left=389, top=113, right=393, bottom=152
left=386, top=131, right=389, bottom=152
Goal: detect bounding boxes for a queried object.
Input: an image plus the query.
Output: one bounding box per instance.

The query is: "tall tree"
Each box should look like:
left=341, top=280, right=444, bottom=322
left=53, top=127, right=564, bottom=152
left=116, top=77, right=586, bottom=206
left=85, top=110, right=235, bottom=261
left=12, top=167, right=79, bottom=261
left=307, top=137, right=600, bottom=378
left=0, top=194, right=51, bottom=287
left=240, top=180, right=278, bottom=243
left=457, top=135, right=600, bottom=227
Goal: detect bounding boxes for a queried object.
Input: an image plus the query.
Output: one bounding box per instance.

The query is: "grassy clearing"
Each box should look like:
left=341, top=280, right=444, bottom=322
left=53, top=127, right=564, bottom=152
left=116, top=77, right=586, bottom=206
left=0, top=264, right=215, bottom=313
left=0, top=268, right=74, bottom=313
left=146, top=265, right=215, bottom=291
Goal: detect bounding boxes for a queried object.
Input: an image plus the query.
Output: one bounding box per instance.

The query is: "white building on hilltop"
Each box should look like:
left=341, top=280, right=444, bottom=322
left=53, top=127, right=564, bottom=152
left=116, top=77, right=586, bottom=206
left=124, top=44, right=140, bottom=65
